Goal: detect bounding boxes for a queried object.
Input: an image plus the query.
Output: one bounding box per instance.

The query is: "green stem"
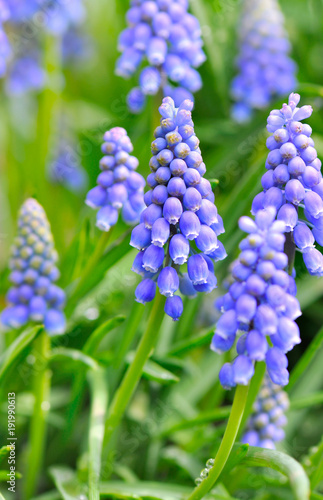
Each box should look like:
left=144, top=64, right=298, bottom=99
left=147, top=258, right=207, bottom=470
left=186, top=384, right=249, bottom=500
left=36, top=33, right=62, bottom=196
left=24, top=330, right=51, bottom=499
left=88, top=369, right=108, bottom=500
left=238, top=361, right=266, bottom=438
left=103, top=293, right=166, bottom=451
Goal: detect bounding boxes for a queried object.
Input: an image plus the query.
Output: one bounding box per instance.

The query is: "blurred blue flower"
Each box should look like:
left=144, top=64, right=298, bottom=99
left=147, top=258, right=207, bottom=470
left=116, top=0, right=206, bottom=113
left=213, top=206, right=301, bottom=388
left=231, top=0, right=297, bottom=122
left=1, top=198, right=66, bottom=335
left=0, top=23, right=11, bottom=77
left=253, top=92, right=323, bottom=276
left=5, top=51, right=45, bottom=95
left=242, top=374, right=289, bottom=449
left=86, top=127, right=145, bottom=231
left=4, top=0, right=40, bottom=22
left=131, top=97, right=226, bottom=320
left=48, top=141, right=88, bottom=194
left=41, top=0, right=85, bottom=35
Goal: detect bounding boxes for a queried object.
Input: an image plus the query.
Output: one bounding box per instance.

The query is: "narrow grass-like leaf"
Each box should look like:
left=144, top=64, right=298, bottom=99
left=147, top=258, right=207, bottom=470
left=49, top=466, right=87, bottom=500
left=288, top=326, right=323, bottom=392
left=157, top=407, right=231, bottom=437
left=167, top=328, right=214, bottom=357
left=126, top=353, right=180, bottom=385
left=50, top=347, right=99, bottom=370
left=84, top=315, right=125, bottom=355
left=290, top=392, right=323, bottom=410
left=100, top=481, right=233, bottom=500
left=241, top=446, right=310, bottom=500
left=30, top=491, right=61, bottom=500
left=88, top=369, right=108, bottom=500
left=0, top=325, right=42, bottom=383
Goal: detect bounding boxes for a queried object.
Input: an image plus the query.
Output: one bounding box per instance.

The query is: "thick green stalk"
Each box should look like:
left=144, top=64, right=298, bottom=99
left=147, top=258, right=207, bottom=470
left=24, top=330, right=51, bottom=499
left=103, top=293, right=166, bottom=450
left=186, top=384, right=249, bottom=500
left=88, top=369, right=108, bottom=500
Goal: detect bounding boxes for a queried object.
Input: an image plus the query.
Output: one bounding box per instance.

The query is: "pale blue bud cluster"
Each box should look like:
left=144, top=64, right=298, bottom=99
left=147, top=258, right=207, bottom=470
left=242, top=374, right=289, bottom=449
left=1, top=199, right=66, bottom=335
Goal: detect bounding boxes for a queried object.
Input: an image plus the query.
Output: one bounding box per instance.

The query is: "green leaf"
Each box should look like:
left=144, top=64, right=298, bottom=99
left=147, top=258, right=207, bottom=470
left=167, top=328, right=214, bottom=357
left=126, top=353, right=179, bottom=385
left=30, top=490, right=61, bottom=500
left=50, top=347, right=99, bottom=370
left=88, top=369, right=108, bottom=500
left=0, top=325, right=42, bottom=383
left=288, top=326, right=323, bottom=392
left=290, top=392, right=323, bottom=410
left=0, top=445, right=10, bottom=462
left=222, top=444, right=249, bottom=476
left=100, top=481, right=234, bottom=500
left=0, top=469, right=22, bottom=481
left=84, top=315, right=125, bottom=355
left=157, top=407, right=231, bottom=437
left=241, top=446, right=310, bottom=500
left=49, top=466, right=87, bottom=500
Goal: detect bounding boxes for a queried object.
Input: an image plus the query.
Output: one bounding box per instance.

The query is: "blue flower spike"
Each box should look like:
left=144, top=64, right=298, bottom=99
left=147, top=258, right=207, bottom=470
left=116, top=0, right=206, bottom=113
left=85, top=127, right=146, bottom=231
left=213, top=206, right=301, bottom=388
left=231, top=0, right=297, bottom=122
left=131, top=97, right=226, bottom=320
left=254, top=93, right=323, bottom=276
left=242, top=374, right=289, bottom=449
left=1, top=198, right=66, bottom=336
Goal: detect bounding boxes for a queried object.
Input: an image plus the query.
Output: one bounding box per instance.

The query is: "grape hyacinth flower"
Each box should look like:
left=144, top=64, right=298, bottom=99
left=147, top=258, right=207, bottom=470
left=242, top=374, right=289, bottom=449
left=254, top=93, right=323, bottom=276
left=1, top=198, right=66, bottom=335
left=116, top=0, right=206, bottom=113
left=231, top=0, right=297, bottom=122
left=85, top=127, right=146, bottom=232
left=212, top=206, right=301, bottom=388
left=131, top=97, right=226, bottom=320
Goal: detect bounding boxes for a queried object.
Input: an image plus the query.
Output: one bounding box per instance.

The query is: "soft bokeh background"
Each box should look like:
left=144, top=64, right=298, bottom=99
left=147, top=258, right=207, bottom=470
left=0, top=0, right=323, bottom=498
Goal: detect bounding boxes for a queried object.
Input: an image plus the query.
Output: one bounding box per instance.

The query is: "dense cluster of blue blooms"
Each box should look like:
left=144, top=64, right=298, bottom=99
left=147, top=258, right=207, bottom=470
left=116, top=0, right=206, bottom=113
left=213, top=207, right=301, bottom=388
left=242, top=374, right=289, bottom=449
left=131, top=97, right=226, bottom=320
left=1, top=199, right=66, bottom=335
left=231, top=0, right=297, bottom=122
left=86, top=127, right=145, bottom=231
left=253, top=92, right=323, bottom=276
